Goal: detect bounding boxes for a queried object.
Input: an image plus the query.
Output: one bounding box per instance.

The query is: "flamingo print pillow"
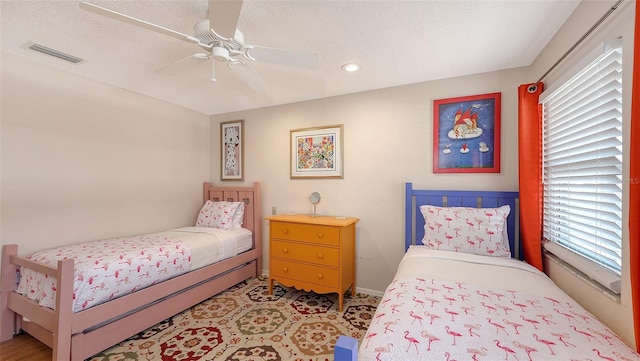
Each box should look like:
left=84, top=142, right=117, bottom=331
left=420, top=205, right=511, bottom=258
left=196, top=201, right=244, bottom=230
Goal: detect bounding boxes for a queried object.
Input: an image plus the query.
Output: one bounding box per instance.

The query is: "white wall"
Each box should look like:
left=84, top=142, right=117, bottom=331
left=530, top=0, right=636, bottom=347
left=1, top=52, right=210, bottom=256
left=210, top=67, right=528, bottom=295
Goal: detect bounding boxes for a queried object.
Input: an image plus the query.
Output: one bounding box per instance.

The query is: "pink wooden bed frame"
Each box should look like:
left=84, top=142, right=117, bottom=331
left=0, top=181, right=262, bottom=361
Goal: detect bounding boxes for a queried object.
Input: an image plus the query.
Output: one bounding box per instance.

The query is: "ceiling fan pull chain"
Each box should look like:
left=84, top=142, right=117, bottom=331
left=211, top=60, right=217, bottom=82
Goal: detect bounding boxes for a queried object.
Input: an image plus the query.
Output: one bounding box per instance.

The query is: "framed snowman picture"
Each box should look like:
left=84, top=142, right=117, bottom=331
left=433, top=92, right=501, bottom=173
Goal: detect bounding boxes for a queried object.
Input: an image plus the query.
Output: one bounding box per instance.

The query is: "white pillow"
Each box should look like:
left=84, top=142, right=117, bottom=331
left=232, top=201, right=245, bottom=229
left=420, top=205, right=511, bottom=258
left=196, top=201, right=244, bottom=230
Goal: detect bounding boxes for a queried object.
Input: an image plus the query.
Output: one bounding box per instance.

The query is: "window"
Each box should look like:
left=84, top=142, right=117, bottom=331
left=540, top=40, right=623, bottom=294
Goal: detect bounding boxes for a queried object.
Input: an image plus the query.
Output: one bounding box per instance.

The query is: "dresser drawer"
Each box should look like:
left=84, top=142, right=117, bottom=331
left=271, top=240, right=339, bottom=267
left=270, top=222, right=340, bottom=246
left=270, top=259, right=339, bottom=288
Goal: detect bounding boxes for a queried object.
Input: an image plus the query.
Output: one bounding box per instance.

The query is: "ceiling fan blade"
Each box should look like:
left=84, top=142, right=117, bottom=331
left=247, top=46, right=320, bottom=69
left=79, top=2, right=200, bottom=44
left=208, top=0, right=243, bottom=40
left=155, top=53, right=210, bottom=75
left=231, top=62, right=269, bottom=92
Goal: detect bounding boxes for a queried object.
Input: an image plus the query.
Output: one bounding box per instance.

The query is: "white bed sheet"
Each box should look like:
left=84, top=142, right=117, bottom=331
left=166, top=227, right=253, bottom=269
left=397, top=246, right=572, bottom=301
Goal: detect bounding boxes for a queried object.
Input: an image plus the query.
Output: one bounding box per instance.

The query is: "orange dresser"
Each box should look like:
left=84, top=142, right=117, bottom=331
left=266, top=214, right=359, bottom=312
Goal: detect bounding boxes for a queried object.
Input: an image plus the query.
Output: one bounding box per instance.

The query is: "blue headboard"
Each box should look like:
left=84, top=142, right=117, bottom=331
left=404, top=182, right=522, bottom=260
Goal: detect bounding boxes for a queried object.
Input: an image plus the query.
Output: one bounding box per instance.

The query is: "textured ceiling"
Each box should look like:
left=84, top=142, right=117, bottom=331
left=1, top=0, right=580, bottom=115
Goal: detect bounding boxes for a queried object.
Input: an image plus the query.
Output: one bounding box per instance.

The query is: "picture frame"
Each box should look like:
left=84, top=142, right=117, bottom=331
left=220, top=120, right=244, bottom=181
left=433, top=92, right=501, bottom=173
left=290, top=125, right=344, bottom=179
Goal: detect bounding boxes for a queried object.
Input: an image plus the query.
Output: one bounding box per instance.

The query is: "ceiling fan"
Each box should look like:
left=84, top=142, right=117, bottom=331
left=79, top=0, right=320, bottom=86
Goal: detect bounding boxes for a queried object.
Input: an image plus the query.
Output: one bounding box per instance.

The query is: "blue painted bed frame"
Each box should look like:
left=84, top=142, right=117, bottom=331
left=334, top=183, right=522, bottom=360
left=404, top=182, right=522, bottom=260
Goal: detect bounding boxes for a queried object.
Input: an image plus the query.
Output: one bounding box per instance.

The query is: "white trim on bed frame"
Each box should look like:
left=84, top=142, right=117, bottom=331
left=0, top=181, right=262, bottom=361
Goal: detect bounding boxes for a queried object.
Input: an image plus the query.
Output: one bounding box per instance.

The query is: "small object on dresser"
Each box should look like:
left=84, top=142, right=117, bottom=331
left=309, top=191, right=321, bottom=217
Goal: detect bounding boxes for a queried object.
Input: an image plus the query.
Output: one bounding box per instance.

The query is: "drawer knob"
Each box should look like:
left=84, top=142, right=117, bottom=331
left=317, top=253, right=324, bottom=259
left=316, top=232, right=324, bottom=239
left=282, top=229, right=289, bottom=235
left=282, top=248, right=289, bottom=254
left=282, top=267, right=288, bottom=273
left=317, top=273, right=324, bottom=280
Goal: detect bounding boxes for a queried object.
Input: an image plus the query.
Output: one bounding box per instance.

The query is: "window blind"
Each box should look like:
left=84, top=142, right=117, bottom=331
left=540, top=41, right=622, bottom=293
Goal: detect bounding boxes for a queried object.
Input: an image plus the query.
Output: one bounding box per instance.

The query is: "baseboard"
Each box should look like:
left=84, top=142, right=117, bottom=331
left=354, top=287, right=384, bottom=298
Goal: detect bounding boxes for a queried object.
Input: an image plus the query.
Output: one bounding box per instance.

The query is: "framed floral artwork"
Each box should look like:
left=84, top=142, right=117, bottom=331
left=433, top=92, right=501, bottom=173
left=221, top=120, right=244, bottom=181
left=290, top=125, right=343, bottom=179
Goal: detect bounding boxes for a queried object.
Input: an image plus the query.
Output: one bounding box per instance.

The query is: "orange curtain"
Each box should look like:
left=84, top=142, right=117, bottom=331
left=517, top=83, right=544, bottom=271
left=630, top=1, right=640, bottom=352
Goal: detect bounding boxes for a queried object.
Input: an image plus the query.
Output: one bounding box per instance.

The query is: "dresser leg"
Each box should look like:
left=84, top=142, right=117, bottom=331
left=268, top=277, right=274, bottom=295
left=338, top=293, right=344, bottom=312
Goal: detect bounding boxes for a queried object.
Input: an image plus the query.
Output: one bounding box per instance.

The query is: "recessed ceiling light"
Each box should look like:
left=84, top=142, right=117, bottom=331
left=341, top=63, right=360, bottom=72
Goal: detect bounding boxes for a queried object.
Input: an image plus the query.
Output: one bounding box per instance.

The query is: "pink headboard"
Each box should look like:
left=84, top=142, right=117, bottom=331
left=203, top=182, right=262, bottom=269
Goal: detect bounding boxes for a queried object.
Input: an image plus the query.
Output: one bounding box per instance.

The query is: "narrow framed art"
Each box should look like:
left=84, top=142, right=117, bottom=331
left=220, top=119, right=244, bottom=181
left=433, top=92, right=501, bottom=173
left=290, top=124, right=343, bottom=179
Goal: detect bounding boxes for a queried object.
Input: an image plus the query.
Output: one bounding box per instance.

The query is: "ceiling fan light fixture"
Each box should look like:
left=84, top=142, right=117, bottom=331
left=341, top=63, right=360, bottom=72
left=212, top=46, right=230, bottom=62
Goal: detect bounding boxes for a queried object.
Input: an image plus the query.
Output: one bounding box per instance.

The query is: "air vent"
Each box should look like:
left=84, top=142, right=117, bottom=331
left=27, top=42, right=83, bottom=64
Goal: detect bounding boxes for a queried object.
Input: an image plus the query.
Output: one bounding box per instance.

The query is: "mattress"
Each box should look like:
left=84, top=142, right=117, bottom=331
left=359, top=246, right=640, bottom=361
left=163, top=227, right=253, bottom=269
left=394, top=246, right=572, bottom=301
left=15, top=227, right=253, bottom=312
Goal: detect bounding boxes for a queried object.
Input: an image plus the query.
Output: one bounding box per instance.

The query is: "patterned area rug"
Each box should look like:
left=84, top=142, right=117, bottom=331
left=87, top=276, right=379, bottom=361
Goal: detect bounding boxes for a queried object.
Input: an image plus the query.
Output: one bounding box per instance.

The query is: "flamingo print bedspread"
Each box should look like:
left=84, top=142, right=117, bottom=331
left=359, top=248, right=640, bottom=361
left=16, top=232, right=194, bottom=312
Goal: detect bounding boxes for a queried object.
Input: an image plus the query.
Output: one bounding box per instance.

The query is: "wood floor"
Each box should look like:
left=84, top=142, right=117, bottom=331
left=0, top=333, right=51, bottom=361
